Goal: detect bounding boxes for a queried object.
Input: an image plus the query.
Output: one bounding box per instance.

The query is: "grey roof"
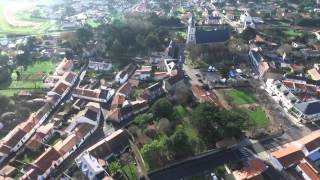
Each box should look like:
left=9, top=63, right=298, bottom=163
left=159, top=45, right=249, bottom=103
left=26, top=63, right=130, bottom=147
left=294, top=100, right=320, bottom=115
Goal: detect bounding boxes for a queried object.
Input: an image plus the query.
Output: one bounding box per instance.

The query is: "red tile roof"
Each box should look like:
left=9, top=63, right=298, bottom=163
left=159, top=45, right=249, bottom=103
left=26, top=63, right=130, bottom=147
left=74, top=88, right=100, bottom=98
left=111, top=94, right=126, bottom=109
left=271, top=144, right=304, bottom=168
left=52, top=81, right=70, bottom=95
left=62, top=71, right=77, bottom=84
left=233, top=159, right=267, bottom=180
left=191, top=85, right=224, bottom=108
left=33, top=147, right=62, bottom=172
left=297, top=131, right=320, bottom=152
left=297, top=162, right=320, bottom=180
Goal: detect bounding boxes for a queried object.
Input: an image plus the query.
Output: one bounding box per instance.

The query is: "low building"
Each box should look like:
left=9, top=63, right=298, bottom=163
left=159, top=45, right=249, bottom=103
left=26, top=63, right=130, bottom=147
left=248, top=50, right=269, bottom=78
left=76, top=129, right=132, bottom=179
left=293, top=100, right=320, bottom=123
left=88, top=61, right=112, bottom=71
left=308, top=68, right=320, bottom=81
left=163, top=70, right=185, bottom=93
left=232, top=159, right=267, bottom=180
left=271, top=131, right=320, bottom=170
left=73, top=86, right=115, bottom=103
left=139, top=81, right=165, bottom=101
left=55, top=58, right=74, bottom=76
left=132, top=66, right=152, bottom=80
left=191, top=85, right=223, bottom=108
left=265, top=79, right=299, bottom=110
left=115, top=63, right=137, bottom=84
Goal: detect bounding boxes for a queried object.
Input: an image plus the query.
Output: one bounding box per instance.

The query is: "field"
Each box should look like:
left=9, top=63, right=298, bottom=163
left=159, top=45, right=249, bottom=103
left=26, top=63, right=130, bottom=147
left=224, top=89, right=256, bottom=105
left=0, top=3, right=56, bottom=35
left=284, top=29, right=303, bottom=39
left=246, top=107, right=269, bottom=127
left=222, top=88, right=269, bottom=128
left=0, top=61, right=56, bottom=96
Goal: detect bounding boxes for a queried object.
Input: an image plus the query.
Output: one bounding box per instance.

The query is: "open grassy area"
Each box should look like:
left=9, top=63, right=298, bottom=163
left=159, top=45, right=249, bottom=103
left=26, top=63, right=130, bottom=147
left=284, top=29, right=303, bottom=39
left=0, top=61, right=56, bottom=96
left=246, top=107, right=269, bottom=127
left=225, top=89, right=256, bottom=105
left=0, top=5, right=55, bottom=35
left=23, top=61, right=56, bottom=74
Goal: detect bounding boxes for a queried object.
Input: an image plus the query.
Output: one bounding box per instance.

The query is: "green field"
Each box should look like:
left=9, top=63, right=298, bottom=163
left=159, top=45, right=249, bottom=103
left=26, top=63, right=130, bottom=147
left=225, top=89, right=256, bottom=105
left=0, top=5, right=55, bottom=35
left=246, top=107, right=269, bottom=127
left=284, top=29, right=303, bottom=39
left=23, top=61, right=56, bottom=74
left=0, top=61, right=56, bottom=96
left=122, top=162, right=137, bottom=180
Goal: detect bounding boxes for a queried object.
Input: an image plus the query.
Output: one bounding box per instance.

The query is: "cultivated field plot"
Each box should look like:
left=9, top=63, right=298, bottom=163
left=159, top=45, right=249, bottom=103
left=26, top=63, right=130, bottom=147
left=0, top=61, right=56, bottom=96
left=0, top=2, right=56, bottom=35
left=222, top=88, right=269, bottom=128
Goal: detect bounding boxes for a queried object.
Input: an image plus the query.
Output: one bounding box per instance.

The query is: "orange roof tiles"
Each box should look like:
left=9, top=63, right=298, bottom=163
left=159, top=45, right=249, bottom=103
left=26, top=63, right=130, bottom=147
left=54, top=134, right=81, bottom=154
left=232, top=159, right=267, bottom=180
left=297, top=162, right=320, bottom=180
left=297, top=131, right=320, bottom=152
left=271, top=144, right=304, bottom=168
left=33, top=147, right=62, bottom=172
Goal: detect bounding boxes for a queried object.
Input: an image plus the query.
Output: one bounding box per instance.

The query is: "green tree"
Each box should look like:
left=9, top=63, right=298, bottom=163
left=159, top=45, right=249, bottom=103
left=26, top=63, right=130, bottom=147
left=191, top=103, right=221, bottom=144
left=151, top=98, right=173, bottom=118
left=167, top=126, right=194, bottom=159
left=141, top=136, right=169, bottom=170
left=134, top=113, right=154, bottom=128
left=109, top=161, right=121, bottom=175
left=239, top=27, right=256, bottom=42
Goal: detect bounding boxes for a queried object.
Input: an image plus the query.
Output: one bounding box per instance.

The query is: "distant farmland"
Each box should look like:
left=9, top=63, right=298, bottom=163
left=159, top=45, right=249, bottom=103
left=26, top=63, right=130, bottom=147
left=0, top=2, right=57, bottom=35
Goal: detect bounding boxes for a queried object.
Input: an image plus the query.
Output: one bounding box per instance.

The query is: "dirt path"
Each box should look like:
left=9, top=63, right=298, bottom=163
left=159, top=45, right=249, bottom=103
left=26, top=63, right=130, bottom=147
left=212, top=89, right=232, bottom=110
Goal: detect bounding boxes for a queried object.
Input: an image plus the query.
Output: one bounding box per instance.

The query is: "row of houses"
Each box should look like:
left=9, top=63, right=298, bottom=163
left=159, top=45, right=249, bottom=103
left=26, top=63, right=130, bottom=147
left=21, top=102, right=101, bottom=180
left=266, top=78, right=320, bottom=123
left=270, top=131, right=320, bottom=179
left=0, top=65, right=79, bottom=164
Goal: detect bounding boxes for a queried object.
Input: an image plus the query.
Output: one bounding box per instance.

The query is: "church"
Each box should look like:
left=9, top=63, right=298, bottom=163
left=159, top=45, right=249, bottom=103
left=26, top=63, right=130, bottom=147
left=186, top=15, right=230, bottom=44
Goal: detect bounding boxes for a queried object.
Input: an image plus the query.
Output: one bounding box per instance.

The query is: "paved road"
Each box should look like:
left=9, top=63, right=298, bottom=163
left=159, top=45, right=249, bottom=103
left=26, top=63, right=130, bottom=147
left=148, top=148, right=243, bottom=180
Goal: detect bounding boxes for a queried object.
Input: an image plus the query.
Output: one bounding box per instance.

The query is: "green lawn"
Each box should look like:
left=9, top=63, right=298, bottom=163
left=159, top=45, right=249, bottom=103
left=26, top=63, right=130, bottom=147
left=0, top=5, right=54, bottom=35
left=284, top=29, right=303, bottom=39
left=122, top=162, right=137, bottom=180
left=0, top=61, right=56, bottom=96
left=87, top=19, right=101, bottom=28
left=225, top=89, right=256, bottom=105
left=246, top=107, right=269, bottom=127
left=23, top=61, right=56, bottom=74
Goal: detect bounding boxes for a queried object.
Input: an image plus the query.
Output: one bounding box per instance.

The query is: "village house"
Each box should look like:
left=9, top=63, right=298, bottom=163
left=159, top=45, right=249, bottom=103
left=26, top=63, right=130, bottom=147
left=55, top=58, right=74, bottom=76
left=139, top=81, right=165, bottom=102
left=76, top=129, right=132, bottom=179
left=270, top=131, right=320, bottom=170
left=88, top=60, right=112, bottom=71
left=108, top=99, right=148, bottom=123
left=73, top=86, right=115, bottom=103
left=26, top=123, right=55, bottom=150
left=292, top=100, right=320, bottom=123
left=115, top=63, right=137, bottom=84
left=191, top=85, right=224, bottom=108
left=232, top=159, right=268, bottom=180
left=132, top=66, right=153, bottom=80
left=248, top=50, right=269, bottom=78
left=163, top=70, right=185, bottom=93
left=266, top=79, right=299, bottom=111
left=117, top=80, right=139, bottom=97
